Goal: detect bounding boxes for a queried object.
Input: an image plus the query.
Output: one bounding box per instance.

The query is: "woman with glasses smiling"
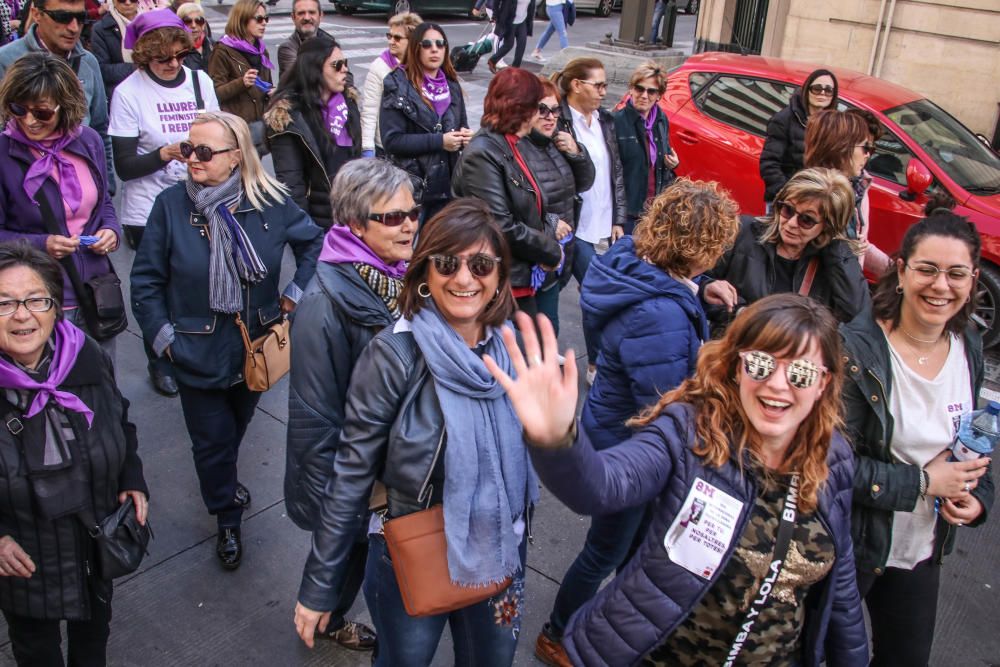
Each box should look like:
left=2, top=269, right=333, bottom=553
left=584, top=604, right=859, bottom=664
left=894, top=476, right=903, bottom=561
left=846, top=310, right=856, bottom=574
left=207, top=0, right=272, bottom=124
left=613, top=60, right=679, bottom=232
left=706, top=168, right=870, bottom=331
left=840, top=211, right=993, bottom=666
left=486, top=293, right=867, bottom=667
left=131, top=111, right=322, bottom=571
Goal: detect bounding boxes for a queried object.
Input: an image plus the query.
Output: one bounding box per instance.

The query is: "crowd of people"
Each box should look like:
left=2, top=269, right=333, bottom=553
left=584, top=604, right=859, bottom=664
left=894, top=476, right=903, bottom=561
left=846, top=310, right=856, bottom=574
left=0, top=0, right=992, bottom=665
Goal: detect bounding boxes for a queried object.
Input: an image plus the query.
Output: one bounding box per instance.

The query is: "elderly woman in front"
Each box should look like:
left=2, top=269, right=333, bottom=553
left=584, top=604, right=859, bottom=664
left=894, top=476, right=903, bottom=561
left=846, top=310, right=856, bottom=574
left=294, top=199, right=536, bottom=666
left=284, top=160, right=417, bottom=652
left=0, top=242, right=147, bottom=666
left=131, top=111, right=321, bottom=570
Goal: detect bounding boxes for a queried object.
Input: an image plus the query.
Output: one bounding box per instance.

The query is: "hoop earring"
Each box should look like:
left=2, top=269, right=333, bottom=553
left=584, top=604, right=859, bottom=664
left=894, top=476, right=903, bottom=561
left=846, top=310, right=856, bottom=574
left=895, top=285, right=904, bottom=295
left=966, top=295, right=971, bottom=304
left=417, top=282, right=431, bottom=298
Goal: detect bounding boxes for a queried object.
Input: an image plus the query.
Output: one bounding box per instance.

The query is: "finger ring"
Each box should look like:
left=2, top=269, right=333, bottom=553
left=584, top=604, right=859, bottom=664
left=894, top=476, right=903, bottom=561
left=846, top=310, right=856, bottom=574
left=964, top=482, right=971, bottom=492
left=530, top=355, right=542, bottom=367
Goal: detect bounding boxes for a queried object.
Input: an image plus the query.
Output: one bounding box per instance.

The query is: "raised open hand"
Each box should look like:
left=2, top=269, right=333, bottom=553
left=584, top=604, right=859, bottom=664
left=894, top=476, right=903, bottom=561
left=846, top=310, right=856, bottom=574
left=484, top=312, right=577, bottom=447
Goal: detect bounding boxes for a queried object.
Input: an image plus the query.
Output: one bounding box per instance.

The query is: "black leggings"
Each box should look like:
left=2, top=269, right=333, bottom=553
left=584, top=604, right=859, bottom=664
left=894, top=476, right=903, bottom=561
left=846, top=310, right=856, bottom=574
left=856, top=558, right=941, bottom=666
left=491, top=20, right=528, bottom=68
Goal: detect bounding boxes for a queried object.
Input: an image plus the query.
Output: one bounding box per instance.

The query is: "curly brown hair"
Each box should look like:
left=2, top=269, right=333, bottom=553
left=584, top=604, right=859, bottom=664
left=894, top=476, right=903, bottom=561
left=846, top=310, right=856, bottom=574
left=132, top=27, right=192, bottom=69
left=632, top=179, right=739, bottom=278
left=629, top=294, right=844, bottom=513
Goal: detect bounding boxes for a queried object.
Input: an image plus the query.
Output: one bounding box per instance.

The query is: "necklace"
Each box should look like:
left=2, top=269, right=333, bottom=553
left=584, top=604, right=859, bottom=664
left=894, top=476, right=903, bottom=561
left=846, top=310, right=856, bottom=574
left=900, top=327, right=941, bottom=345
left=896, top=331, right=946, bottom=366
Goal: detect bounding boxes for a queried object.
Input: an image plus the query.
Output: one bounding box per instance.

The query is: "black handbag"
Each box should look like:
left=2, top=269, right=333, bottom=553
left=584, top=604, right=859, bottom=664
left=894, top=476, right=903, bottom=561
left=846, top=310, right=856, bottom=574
left=80, top=497, right=153, bottom=580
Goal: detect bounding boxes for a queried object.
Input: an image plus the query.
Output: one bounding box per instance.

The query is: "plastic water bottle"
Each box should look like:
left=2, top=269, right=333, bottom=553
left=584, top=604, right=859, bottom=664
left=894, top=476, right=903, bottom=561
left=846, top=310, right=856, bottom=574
left=951, top=401, right=1000, bottom=461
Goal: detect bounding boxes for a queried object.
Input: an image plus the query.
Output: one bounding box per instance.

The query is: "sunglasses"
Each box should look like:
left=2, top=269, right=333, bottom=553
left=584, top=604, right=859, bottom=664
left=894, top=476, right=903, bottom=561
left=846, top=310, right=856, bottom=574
left=183, top=15, right=206, bottom=25
left=857, top=142, right=876, bottom=155
left=330, top=58, right=348, bottom=72
left=578, top=80, right=608, bottom=91
left=739, top=350, right=826, bottom=390
left=537, top=103, right=559, bottom=119
left=429, top=253, right=501, bottom=278
left=386, top=32, right=407, bottom=42
left=808, top=83, right=835, bottom=96
left=252, top=14, right=269, bottom=22
left=180, top=141, right=235, bottom=162
left=420, top=39, right=446, bottom=49
left=775, top=200, right=822, bottom=230
left=7, top=101, right=59, bottom=121
left=117, top=0, right=138, bottom=4
left=153, top=50, right=191, bottom=65
left=38, top=8, right=87, bottom=24
left=632, top=84, right=661, bottom=97
left=368, top=206, right=421, bottom=226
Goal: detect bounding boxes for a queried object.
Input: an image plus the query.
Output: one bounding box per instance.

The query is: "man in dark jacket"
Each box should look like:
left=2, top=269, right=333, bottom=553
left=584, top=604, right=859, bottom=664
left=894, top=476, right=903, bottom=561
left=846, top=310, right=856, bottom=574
left=276, top=0, right=333, bottom=76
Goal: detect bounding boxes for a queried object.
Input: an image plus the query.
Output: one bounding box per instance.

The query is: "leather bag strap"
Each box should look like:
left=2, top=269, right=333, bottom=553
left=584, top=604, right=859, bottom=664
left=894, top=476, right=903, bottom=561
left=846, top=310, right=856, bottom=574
left=798, top=257, right=819, bottom=297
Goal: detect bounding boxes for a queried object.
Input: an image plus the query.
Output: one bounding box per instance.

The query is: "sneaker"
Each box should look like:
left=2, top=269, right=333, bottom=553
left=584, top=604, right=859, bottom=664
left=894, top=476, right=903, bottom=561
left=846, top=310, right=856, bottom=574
left=531, top=50, right=546, bottom=62
left=496, top=58, right=509, bottom=70
left=586, top=366, right=596, bottom=385
left=535, top=626, right=572, bottom=667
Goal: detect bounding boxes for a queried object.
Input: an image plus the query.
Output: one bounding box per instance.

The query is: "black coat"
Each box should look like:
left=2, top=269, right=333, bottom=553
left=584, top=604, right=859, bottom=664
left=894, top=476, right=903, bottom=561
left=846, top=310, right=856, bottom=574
left=518, top=128, right=595, bottom=228
left=707, top=215, right=871, bottom=327
left=183, top=38, right=214, bottom=71
left=379, top=68, right=467, bottom=205
left=265, top=95, right=362, bottom=230
left=759, top=93, right=809, bottom=202
left=613, top=102, right=675, bottom=222
left=493, top=0, right=536, bottom=36
left=556, top=99, right=627, bottom=232
left=285, top=261, right=395, bottom=531
left=0, top=338, right=147, bottom=620
left=453, top=128, right=562, bottom=288
left=89, top=13, right=136, bottom=103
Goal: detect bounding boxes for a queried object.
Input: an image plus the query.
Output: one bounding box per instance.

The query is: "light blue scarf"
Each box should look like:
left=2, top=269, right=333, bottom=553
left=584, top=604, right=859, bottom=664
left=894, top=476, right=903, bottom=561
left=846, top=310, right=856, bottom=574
left=411, top=303, right=539, bottom=587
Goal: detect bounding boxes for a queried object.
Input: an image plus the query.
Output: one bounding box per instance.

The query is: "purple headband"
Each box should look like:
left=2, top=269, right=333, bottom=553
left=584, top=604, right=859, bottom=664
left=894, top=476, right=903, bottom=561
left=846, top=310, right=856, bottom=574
left=124, top=8, right=190, bottom=49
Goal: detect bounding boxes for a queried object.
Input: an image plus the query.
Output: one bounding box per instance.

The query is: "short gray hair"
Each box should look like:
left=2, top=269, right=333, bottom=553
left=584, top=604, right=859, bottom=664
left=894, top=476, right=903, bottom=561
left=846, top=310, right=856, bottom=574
left=330, top=160, right=414, bottom=228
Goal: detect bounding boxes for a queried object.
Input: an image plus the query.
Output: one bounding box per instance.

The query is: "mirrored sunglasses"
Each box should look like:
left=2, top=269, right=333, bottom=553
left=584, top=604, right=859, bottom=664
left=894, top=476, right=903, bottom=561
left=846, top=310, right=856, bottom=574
left=739, top=350, right=826, bottom=390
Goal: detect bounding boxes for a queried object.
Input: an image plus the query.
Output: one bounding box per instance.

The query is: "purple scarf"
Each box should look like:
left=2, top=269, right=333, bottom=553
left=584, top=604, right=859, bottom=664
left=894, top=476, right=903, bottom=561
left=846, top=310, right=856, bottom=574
left=379, top=48, right=400, bottom=70
left=643, top=104, right=658, bottom=167
left=0, top=320, right=93, bottom=427
left=219, top=34, right=273, bottom=70
left=3, top=121, right=83, bottom=213
left=319, top=224, right=407, bottom=278
left=422, top=70, right=451, bottom=117
left=323, top=92, right=353, bottom=148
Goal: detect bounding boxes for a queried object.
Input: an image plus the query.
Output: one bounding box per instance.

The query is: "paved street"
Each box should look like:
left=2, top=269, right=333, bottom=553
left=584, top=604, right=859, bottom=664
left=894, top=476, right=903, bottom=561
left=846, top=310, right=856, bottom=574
left=0, top=6, right=997, bottom=666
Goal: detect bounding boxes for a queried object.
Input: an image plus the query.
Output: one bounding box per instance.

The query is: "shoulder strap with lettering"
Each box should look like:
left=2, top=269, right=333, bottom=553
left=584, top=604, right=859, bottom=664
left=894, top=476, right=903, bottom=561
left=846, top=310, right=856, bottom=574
left=798, top=258, right=818, bottom=297
left=723, top=473, right=799, bottom=667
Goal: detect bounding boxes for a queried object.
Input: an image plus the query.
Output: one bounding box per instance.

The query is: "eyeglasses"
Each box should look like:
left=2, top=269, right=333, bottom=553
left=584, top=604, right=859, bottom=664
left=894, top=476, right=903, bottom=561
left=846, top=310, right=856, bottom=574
left=153, top=50, right=191, bottom=65
left=429, top=253, right=501, bottom=278
left=420, top=39, right=446, bottom=49
left=0, top=297, right=54, bottom=317
left=578, top=80, right=608, bottom=92
left=537, top=103, right=559, bottom=119
left=182, top=15, right=206, bottom=25
left=632, top=84, right=661, bottom=97
left=38, top=8, right=87, bottom=24
left=117, top=0, right=137, bottom=4
left=368, top=206, right=421, bottom=226
left=857, top=142, right=875, bottom=156
left=330, top=58, right=348, bottom=72
left=904, top=262, right=977, bottom=286
left=179, top=141, right=235, bottom=162
left=386, top=32, right=407, bottom=42
left=7, top=102, right=59, bottom=122
left=252, top=14, right=269, bottom=22
left=775, top=200, right=822, bottom=230
left=808, top=84, right=835, bottom=96
left=739, top=350, right=827, bottom=390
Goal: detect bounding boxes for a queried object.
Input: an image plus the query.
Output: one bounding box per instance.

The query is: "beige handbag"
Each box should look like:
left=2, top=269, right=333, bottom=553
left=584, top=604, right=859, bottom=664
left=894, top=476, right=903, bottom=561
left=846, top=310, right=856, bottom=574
left=235, top=313, right=290, bottom=391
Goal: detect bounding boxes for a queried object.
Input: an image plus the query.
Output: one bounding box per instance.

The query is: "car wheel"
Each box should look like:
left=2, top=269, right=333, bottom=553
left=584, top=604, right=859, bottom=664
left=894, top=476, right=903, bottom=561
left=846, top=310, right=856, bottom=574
left=595, top=0, right=612, bottom=17
left=334, top=2, right=356, bottom=14
left=976, top=264, right=1000, bottom=348
left=392, top=0, right=410, bottom=14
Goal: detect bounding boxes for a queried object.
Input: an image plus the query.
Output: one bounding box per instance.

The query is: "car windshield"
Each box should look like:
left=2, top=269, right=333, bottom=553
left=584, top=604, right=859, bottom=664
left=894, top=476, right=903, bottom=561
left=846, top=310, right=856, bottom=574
left=884, top=99, right=1000, bottom=194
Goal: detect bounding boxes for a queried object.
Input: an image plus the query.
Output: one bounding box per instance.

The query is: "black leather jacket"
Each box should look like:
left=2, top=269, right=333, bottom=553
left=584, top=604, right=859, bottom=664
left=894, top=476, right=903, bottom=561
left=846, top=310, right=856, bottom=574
left=452, top=128, right=562, bottom=288
left=556, top=99, right=627, bottom=232
left=298, top=325, right=445, bottom=611
left=285, top=261, right=395, bottom=531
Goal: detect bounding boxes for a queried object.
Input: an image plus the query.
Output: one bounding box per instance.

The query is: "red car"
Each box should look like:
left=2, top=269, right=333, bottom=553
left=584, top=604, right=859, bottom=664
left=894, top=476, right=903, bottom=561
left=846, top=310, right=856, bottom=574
left=659, top=53, right=1000, bottom=346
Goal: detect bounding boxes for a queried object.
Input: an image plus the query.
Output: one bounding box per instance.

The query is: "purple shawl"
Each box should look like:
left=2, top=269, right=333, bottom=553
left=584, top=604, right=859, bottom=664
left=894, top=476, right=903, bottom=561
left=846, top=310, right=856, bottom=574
left=319, top=224, right=406, bottom=278
left=3, top=121, right=83, bottom=213
left=219, top=34, right=274, bottom=70
left=323, top=93, right=353, bottom=148
left=422, top=70, right=451, bottom=117
left=0, top=320, right=93, bottom=426
left=643, top=104, right=658, bottom=167
left=379, top=48, right=400, bottom=70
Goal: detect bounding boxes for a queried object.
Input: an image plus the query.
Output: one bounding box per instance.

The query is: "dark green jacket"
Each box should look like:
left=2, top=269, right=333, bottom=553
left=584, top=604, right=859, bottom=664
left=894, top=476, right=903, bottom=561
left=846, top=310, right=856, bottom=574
left=840, top=311, right=993, bottom=574
left=612, top=102, right=674, bottom=222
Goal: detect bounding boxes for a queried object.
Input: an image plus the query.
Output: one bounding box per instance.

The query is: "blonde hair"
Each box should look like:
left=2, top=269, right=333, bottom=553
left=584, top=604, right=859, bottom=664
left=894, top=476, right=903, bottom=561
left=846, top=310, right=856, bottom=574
left=191, top=111, right=287, bottom=210
left=757, top=167, right=855, bottom=251
left=628, top=59, right=667, bottom=92
left=632, top=178, right=739, bottom=278
left=388, top=11, right=422, bottom=31
left=224, top=0, right=264, bottom=42
left=175, top=2, right=204, bottom=21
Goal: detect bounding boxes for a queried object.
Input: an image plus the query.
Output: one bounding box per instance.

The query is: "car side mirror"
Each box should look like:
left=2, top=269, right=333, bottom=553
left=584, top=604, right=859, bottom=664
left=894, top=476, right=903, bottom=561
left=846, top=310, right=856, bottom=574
left=900, top=158, right=933, bottom=202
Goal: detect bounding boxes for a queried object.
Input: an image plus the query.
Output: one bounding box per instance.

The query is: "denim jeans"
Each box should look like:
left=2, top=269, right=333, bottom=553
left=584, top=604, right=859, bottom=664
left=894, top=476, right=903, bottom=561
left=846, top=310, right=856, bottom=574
left=649, top=0, right=667, bottom=43
left=571, top=239, right=599, bottom=363
left=534, top=281, right=561, bottom=335
left=549, top=503, right=647, bottom=635
left=536, top=4, right=569, bottom=51
left=364, top=533, right=526, bottom=667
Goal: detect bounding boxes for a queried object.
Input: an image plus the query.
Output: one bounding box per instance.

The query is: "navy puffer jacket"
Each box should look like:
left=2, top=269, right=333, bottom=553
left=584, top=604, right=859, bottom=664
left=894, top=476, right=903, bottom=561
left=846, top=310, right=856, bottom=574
left=530, top=403, right=868, bottom=667
left=580, top=237, right=707, bottom=451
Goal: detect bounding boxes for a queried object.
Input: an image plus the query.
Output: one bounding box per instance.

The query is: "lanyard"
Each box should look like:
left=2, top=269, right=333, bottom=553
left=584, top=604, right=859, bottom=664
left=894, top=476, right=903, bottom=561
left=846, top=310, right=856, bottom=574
left=723, top=473, right=800, bottom=667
